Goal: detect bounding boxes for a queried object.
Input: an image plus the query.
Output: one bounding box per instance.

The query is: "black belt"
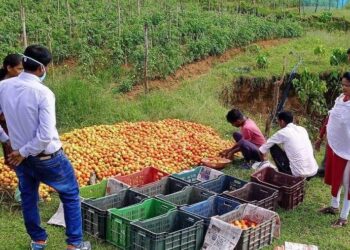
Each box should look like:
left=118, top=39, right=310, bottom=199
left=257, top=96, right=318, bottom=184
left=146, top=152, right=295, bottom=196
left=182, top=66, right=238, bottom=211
left=36, top=148, right=62, bottom=160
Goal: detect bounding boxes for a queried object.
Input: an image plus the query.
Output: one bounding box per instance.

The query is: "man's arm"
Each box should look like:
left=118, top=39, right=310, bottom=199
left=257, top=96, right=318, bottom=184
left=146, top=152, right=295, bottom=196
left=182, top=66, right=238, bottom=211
left=19, top=92, right=57, bottom=158
left=259, top=130, right=285, bottom=155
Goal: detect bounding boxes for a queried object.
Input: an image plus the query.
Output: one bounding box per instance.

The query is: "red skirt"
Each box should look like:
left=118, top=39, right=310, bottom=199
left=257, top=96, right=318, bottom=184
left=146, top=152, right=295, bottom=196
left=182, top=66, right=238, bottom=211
left=324, top=145, right=349, bottom=199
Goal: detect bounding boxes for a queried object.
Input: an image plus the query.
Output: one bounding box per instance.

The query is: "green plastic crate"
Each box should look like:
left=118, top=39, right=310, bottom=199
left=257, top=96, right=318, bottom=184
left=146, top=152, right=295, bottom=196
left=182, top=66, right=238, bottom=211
left=106, top=198, right=176, bottom=249
left=80, top=180, right=108, bottom=200
left=130, top=210, right=204, bottom=250
left=79, top=179, right=128, bottom=200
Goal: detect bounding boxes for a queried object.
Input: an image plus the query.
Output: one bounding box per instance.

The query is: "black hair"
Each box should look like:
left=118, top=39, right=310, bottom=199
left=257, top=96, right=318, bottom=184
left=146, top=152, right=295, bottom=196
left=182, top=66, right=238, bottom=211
left=343, top=72, right=350, bottom=82
left=347, top=48, right=350, bottom=54
left=277, top=111, right=293, bottom=124
left=23, top=45, right=52, bottom=71
left=226, top=109, right=244, bottom=123
left=0, top=54, right=22, bottom=81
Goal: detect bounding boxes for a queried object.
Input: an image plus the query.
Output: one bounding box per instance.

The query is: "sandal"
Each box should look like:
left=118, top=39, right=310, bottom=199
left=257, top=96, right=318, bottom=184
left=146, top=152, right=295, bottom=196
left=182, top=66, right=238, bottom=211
left=318, top=206, right=339, bottom=215
left=332, top=218, right=348, bottom=228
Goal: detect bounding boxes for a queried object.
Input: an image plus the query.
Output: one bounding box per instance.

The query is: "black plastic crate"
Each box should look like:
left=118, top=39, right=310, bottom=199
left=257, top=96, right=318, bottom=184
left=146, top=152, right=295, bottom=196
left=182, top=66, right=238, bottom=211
left=250, top=167, right=305, bottom=210
left=156, top=186, right=215, bottom=207
left=132, top=177, right=189, bottom=197
left=196, top=175, right=248, bottom=194
left=130, top=210, right=204, bottom=250
left=81, top=189, right=147, bottom=240
left=222, top=182, right=279, bottom=211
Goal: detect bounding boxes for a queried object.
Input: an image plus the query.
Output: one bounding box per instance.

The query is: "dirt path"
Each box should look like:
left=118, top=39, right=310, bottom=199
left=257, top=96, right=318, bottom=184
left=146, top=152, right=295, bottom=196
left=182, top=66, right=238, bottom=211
left=126, top=38, right=290, bottom=99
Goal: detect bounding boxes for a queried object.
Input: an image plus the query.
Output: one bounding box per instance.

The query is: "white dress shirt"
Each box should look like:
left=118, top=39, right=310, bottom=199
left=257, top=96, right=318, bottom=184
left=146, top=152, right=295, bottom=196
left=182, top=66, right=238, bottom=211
left=0, top=72, right=62, bottom=157
left=327, top=94, right=350, bottom=160
left=0, top=124, right=9, bottom=142
left=259, top=123, right=318, bottom=177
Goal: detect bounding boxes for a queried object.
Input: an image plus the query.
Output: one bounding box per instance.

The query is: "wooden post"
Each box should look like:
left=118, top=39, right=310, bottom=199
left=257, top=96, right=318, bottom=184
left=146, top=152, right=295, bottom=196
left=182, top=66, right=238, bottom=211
left=66, top=0, right=72, bottom=37
left=137, top=0, right=141, bottom=16
left=117, top=0, right=121, bottom=37
left=143, top=23, right=149, bottom=94
left=20, top=0, right=28, bottom=48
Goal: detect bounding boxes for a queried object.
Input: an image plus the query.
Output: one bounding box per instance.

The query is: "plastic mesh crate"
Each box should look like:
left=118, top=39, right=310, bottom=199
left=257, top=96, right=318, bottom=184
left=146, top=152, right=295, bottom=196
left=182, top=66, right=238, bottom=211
left=130, top=210, right=204, bottom=250
left=213, top=204, right=277, bottom=250
left=81, top=189, right=148, bottom=240
left=196, top=175, right=248, bottom=194
left=222, top=182, right=279, bottom=211
left=250, top=167, right=305, bottom=210
left=80, top=178, right=128, bottom=200
left=131, top=177, right=188, bottom=197
left=180, top=196, right=240, bottom=229
left=171, top=166, right=223, bottom=185
left=112, top=167, right=169, bottom=188
left=107, top=198, right=176, bottom=249
left=156, top=186, right=215, bottom=207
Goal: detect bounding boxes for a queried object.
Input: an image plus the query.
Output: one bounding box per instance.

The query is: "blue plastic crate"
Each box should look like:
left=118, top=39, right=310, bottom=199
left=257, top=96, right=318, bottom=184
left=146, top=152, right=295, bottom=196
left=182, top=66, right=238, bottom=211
left=196, top=175, right=248, bottom=194
left=180, top=196, right=240, bottom=229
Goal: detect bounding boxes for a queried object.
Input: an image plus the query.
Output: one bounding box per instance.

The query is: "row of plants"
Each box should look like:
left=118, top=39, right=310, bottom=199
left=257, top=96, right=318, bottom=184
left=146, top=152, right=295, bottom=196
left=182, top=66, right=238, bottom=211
left=0, top=0, right=302, bottom=92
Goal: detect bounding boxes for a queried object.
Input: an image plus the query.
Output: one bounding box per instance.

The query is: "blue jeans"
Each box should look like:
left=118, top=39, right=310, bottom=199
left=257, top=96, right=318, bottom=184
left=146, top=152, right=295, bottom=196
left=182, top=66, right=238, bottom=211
left=15, top=150, right=82, bottom=246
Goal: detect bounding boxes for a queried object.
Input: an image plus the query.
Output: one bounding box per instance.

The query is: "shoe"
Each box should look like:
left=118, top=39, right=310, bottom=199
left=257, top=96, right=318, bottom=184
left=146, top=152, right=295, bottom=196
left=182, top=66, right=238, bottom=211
left=31, top=241, right=47, bottom=250
left=67, top=241, right=91, bottom=250
left=332, top=218, right=348, bottom=228
left=318, top=206, right=339, bottom=215
left=240, top=161, right=252, bottom=170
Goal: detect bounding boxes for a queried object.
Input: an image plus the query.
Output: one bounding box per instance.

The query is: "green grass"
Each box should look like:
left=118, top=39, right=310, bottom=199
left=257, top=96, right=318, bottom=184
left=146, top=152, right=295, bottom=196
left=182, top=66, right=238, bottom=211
left=1, top=30, right=350, bottom=249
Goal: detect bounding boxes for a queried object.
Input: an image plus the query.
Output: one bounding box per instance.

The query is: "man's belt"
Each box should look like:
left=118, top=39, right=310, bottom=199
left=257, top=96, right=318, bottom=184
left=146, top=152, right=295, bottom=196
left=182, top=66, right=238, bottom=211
left=36, top=148, right=63, bottom=160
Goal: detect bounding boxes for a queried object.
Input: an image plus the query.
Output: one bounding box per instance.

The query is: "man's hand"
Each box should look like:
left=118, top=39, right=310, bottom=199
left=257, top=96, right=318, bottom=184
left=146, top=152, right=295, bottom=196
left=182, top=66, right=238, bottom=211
left=314, top=138, right=323, bottom=152
left=8, top=150, right=25, bottom=167
left=219, top=148, right=231, bottom=158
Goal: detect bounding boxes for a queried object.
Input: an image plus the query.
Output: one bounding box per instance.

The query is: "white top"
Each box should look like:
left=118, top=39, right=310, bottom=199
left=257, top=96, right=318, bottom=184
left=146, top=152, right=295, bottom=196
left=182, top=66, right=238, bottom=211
left=0, top=72, right=62, bottom=157
left=259, top=123, right=318, bottom=177
left=327, top=94, right=350, bottom=160
left=0, top=124, right=9, bottom=142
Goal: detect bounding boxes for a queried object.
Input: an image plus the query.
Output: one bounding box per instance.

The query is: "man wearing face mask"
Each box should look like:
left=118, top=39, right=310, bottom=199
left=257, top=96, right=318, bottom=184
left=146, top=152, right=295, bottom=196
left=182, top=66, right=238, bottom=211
left=0, top=45, right=91, bottom=250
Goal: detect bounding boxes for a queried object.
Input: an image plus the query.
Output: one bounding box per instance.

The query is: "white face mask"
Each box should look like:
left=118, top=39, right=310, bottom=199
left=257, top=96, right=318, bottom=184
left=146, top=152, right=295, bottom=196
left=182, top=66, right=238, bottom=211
left=19, top=53, right=47, bottom=83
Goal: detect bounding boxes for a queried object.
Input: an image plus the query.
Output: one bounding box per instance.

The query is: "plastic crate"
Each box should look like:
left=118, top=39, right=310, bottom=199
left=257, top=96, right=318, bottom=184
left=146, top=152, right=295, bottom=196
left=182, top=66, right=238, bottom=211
left=212, top=204, right=277, bottom=250
left=250, top=167, right=306, bottom=210
left=222, top=182, right=279, bottom=211
left=79, top=178, right=128, bottom=200
left=81, top=189, right=148, bottom=240
left=180, top=196, right=240, bottom=229
left=171, top=166, right=223, bottom=185
left=106, top=198, right=176, bottom=249
left=130, top=210, right=204, bottom=250
left=132, top=177, right=188, bottom=197
left=196, top=175, right=248, bottom=194
left=112, top=167, right=169, bottom=188
left=156, top=186, right=215, bottom=207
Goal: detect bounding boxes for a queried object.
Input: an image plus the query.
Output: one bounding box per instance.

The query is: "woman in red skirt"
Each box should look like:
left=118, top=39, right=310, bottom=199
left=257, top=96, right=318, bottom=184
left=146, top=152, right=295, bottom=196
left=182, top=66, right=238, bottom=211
left=319, top=72, right=350, bottom=227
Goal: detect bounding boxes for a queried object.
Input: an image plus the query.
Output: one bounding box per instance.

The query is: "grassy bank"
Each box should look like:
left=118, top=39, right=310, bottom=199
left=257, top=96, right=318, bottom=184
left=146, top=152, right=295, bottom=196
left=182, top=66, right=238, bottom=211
left=1, top=30, right=350, bottom=249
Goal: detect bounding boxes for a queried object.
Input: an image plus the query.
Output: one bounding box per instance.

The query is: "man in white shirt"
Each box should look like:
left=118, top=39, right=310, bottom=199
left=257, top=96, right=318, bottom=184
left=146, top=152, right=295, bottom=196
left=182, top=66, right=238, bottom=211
left=259, top=111, right=318, bottom=178
left=0, top=45, right=90, bottom=250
